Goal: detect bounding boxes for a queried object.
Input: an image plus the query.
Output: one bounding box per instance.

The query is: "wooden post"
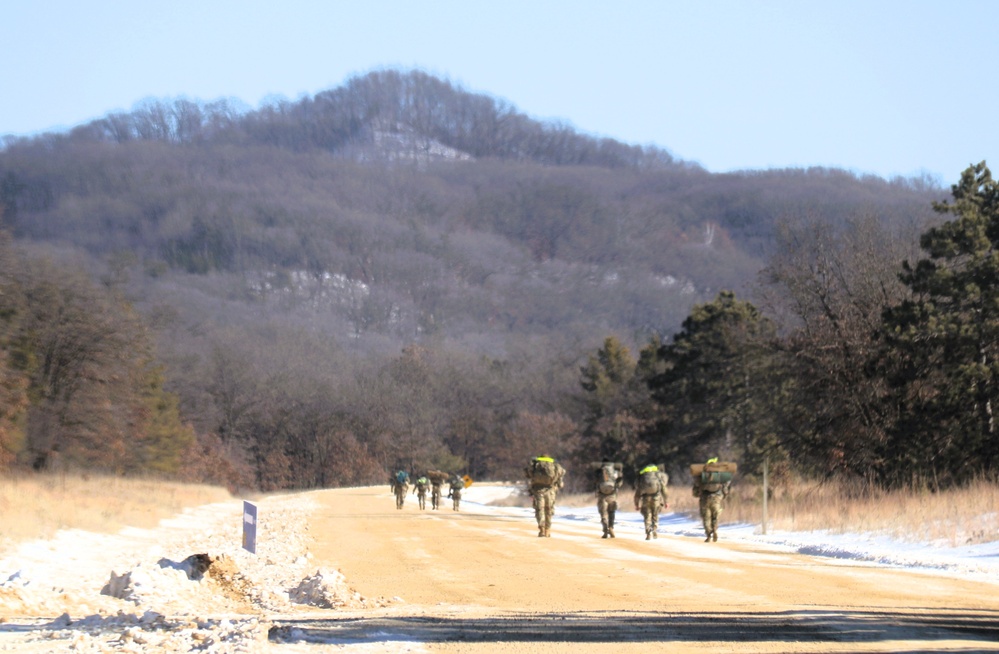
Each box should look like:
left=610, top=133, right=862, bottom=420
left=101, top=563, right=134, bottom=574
left=762, top=455, right=769, bottom=535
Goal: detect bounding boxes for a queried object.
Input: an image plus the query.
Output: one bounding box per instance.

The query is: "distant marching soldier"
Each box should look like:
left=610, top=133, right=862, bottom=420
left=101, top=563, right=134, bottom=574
left=448, top=475, right=464, bottom=511
left=413, top=475, right=431, bottom=510
left=634, top=463, right=668, bottom=540
left=430, top=474, right=444, bottom=510
left=594, top=459, right=624, bottom=539
left=391, top=470, right=410, bottom=509
left=525, top=455, right=566, bottom=537
left=694, top=457, right=732, bottom=542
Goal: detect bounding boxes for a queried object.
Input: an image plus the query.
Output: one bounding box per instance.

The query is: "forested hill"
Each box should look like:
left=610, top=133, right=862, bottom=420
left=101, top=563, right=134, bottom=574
left=0, top=70, right=939, bottom=341
left=0, top=69, right=951, bottom=490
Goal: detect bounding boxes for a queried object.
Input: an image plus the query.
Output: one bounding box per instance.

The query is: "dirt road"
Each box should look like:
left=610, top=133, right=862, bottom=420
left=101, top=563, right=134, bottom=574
left=290, top=485, right=999, bottom=653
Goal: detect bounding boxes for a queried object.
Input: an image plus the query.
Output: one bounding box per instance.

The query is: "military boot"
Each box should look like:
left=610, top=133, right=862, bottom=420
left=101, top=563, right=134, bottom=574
left=712, top=531, right=718, bottom=542
left=608, top=527, right=615, bottom=538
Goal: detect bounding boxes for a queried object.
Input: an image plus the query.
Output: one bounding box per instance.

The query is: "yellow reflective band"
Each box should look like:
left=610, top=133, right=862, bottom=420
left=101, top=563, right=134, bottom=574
left=706, top=457, right=719, bottom=465
left=535, top=456, right=554, bottom=462
left=639, top=465, right=658, bottom=475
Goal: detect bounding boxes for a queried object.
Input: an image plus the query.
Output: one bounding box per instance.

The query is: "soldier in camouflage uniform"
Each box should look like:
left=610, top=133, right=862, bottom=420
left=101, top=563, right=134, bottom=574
left=448, top=475, right=464, bottom=511
left=594, top=459, right=624, bottom=539
left=413, top=475, right=430, bottom=510
left=525, top=456, right=566, bottom=537
left=390, top=470, right=410, bottom=510
left=633, top=464, right=668, bottom=540
left=693, top=458, right=730, bottom=542
left=430, top=475, right=444, bottom=510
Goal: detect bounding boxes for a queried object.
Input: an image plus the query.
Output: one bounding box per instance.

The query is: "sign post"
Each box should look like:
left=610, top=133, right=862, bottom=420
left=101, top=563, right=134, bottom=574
left=762, top=456, right=769, bottom=536
left=242, top=500, right=257, bottom=554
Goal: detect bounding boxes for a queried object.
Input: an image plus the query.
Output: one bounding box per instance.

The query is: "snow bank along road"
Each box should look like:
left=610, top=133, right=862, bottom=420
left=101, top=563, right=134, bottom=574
left=1, top=483, right=998, bottom=653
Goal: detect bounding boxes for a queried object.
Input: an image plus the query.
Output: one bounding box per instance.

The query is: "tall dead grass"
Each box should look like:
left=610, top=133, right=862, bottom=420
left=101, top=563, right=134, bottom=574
left=0, top=472, right=232, bottom=555
left=668, top=476, right=999, bottom=546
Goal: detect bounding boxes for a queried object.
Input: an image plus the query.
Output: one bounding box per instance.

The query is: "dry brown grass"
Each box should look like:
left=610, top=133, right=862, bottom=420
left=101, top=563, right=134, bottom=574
left=0, top=472, right=233, bottom=555
left=668, top=476, right=999, bottom=546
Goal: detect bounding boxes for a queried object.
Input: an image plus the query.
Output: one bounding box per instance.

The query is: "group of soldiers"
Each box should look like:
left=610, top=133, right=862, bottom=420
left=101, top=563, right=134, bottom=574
left=388, top=455, right=733, bottom=542
left=390, top=469, right=466, bottom=512
left=524, top=455, right=732, bottom=542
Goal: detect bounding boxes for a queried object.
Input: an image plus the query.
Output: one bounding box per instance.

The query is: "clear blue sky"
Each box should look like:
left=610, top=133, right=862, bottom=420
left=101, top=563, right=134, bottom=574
left=4, top=1, right=996, bottom=183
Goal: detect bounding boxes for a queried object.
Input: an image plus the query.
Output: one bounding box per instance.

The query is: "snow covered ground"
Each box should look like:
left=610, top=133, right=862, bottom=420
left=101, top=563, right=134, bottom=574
left=1, top=482, right=997, bottom=652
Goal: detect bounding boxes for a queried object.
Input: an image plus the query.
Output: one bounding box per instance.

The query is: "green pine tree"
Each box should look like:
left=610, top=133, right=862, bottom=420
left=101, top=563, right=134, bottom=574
left=646, top=291, right=780, bottom=471
left=577, top=336, right=657, bottom=470
left=879, top=162, right=999, bottom=487
left=137, top=363, right=196, bottom=475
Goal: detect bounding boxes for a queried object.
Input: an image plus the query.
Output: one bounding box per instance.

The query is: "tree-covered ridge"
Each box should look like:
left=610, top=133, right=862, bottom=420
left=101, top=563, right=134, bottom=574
left=0, top=86, right=939, bottom=346
left=1, top=69, right=984, bottom=492
left=0, top=158, right=991, bottom=490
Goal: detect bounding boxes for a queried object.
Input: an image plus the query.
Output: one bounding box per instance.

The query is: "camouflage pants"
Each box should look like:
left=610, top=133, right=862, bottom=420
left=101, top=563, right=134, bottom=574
left=432, top=487, right=442, bottom=510
left=394, top=483, right=409, bottom=509
left=700, top=492, right=724, bottom=538
left=451, top=490, right=461, bottom=511
left=416, top=489, right=427, bottom=510
left=638, top=493, right=663, bottom=536
left=532, top=486, right=558, bottom=533
left=597, top=494, right=618, bottom=532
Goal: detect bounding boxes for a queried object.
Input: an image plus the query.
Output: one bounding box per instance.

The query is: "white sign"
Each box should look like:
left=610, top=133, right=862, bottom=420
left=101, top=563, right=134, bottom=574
left=242, top=501, right=257, bottom=554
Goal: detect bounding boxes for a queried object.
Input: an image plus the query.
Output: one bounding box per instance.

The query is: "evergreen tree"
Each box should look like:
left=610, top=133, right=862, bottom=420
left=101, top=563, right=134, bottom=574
left=577, top=336, right=652, bottom=469
left=646, top=291, right=780, bottom=472
left=136, top=363, right=196, bottom=475
left=879, top=162, right=999, bottom=487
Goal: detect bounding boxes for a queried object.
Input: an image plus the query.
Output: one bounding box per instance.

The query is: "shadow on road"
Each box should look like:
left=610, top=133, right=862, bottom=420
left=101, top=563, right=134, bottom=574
left=269, top=608, right=999, bottom=647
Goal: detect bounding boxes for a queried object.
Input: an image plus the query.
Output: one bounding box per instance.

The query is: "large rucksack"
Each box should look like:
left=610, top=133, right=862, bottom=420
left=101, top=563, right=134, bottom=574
left=529, top=458, right=558, bottom=486
left=690, top=462, right=736, bottom=492
left=395, top=470, right=410, bottom=485
left=637, top=468, right=663, bottom=496
left=699, top=468, right=729, bottom=492
left=700, top=469, right=733, bottom=485
left=597, top=461, right=621, bottom=495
